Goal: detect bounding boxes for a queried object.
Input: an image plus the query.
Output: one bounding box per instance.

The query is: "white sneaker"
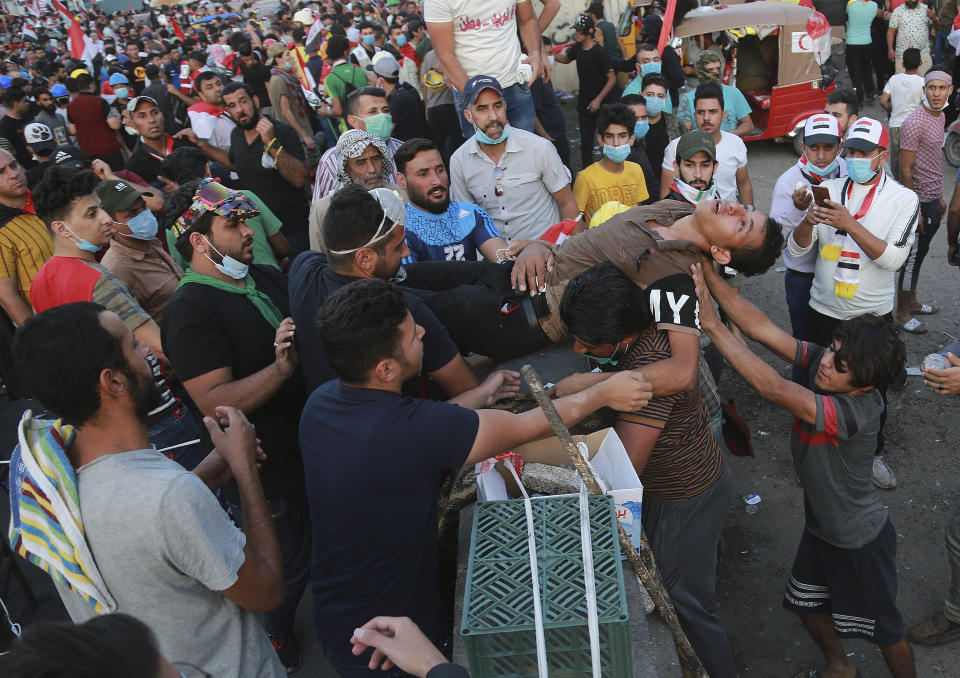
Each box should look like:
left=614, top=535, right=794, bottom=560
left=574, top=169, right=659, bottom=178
left=873, top=455, right=898, bottom=489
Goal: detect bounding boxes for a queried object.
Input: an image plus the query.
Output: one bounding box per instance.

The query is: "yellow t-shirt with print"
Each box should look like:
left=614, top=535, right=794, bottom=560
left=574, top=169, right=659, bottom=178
left=573, top=161, right=649, bottom=224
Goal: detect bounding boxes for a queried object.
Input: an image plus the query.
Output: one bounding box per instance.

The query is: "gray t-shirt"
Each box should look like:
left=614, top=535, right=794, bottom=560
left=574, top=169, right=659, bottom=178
left=421, top=50, right=454, bottom=110
left=34, top=110, right=70, bottom=147
left=791, top=342, right=888, bottom=549
left=55, top=450, right=284, bottom=678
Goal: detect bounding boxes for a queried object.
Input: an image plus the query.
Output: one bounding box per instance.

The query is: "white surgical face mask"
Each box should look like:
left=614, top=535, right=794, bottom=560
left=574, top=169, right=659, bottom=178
left=202, top=235, right=248, bottom=280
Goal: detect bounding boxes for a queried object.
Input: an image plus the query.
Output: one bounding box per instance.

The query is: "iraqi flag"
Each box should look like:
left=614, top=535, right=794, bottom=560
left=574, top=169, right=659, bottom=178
left=21, top=26, right=38, bottom=43
left=53, top=0, right=97, bottom=66
left=171, top=16, right=186, bottom=41
left=305, top=15, right=325, bottom=54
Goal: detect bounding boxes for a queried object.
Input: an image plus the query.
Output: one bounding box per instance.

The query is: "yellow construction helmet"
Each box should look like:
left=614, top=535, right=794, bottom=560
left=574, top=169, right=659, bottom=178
left=423, top=68, right=445, bottom=92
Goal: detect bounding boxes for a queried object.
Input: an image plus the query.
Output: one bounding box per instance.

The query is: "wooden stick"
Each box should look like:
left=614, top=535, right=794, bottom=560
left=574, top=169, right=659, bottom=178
left=521, top=364, right=707, bottom=678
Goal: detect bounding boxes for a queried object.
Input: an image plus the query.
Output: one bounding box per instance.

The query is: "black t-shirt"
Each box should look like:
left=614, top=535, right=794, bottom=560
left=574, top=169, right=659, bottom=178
left=237, top=59, right=272, bottom=104
left=125, top=135, right=195, bottom=187
left=288, top=251, right=459, bottom=393
left=565, top=42, right=616, bottom=109
left=387, top=85, right=430, bottom=142
left=0, top=115, right=36, bottom=169
left=530, top=78, right=566, bottom=140
left=229, top=117, right=309, bottom=234
left=160, top=264, right=306, bottom=498
left=629, top=142, right=658, bottom=203
left=25, top=159, right=51, bottom=189
left=645, top=117, right=669, bottom=178
left=124, top=58, right=147, bottom=95
left=141, top=81, right=180, bottom=135
left=299, top=379, right=478, bottom=661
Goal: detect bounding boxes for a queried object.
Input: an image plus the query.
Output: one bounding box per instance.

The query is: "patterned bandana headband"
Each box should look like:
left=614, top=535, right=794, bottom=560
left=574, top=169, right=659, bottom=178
left=925, top=70, right=953, bottom=85
left=171, top=179, right=261, bottom=239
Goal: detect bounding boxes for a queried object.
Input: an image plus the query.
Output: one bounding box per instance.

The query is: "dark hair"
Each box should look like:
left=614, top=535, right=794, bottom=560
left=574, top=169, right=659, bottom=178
left=337, top=13, right=354, bottom=28
left=317, top=278, right=408, bottom=383
left=292, top=27, right=305, bottom=42
left=327, top=34, right=350, bottom=60
left=831, top=315, right=906, bottom=390
left=406, top=16, right=425, bottom=36
left=596, top=102, right=636, bottom=136
left=75, top=73, right=94, bottom=91
left=587, top=2, right=605, bottom=19
left=34, top=87, right=50, bottom=98
left=694, top=81, right=724, bottom=109
left=161, top=146, right=207, bottom=185
left=560, top=262, right=652, bottom=345
left=188, top=49, right=207, bottom=63
left=222, top=80, right=254, bottom=100
left=727, top=215, right=784, bottom=277
left=0, top=613, right=162, bottom=678
left=903, top=47, right=922, bottom=71
left=33, top=167, right=100, bottom=228
left=641, top=73, right=669, bottom=92
left=323, top=184, right=391, bottom=268
left=636, top=42, right=658, bottom=53
left=358, top=20, right=374, bottom=31
left=12, top=303, right=127, bottom=426
left=620, top=93, right=645, bottom=107
left=2, top=87, right=24, bottom=106
left=393, top=137, right=438, bottom=173
left=164, top=179, right=215, bottom=262
left=194, top=69, right=221, bottom=89
left=345, top=86, right=387, bottom=118
left=826, top=88, right=858, bottom=117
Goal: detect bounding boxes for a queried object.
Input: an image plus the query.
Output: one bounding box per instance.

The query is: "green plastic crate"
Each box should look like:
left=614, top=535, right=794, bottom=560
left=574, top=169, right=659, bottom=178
left=461, top=494, right=632, bottom=678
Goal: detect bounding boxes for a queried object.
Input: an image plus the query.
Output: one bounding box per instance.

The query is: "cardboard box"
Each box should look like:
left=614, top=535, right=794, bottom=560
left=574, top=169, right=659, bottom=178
left=476, top=428, right=645, bottom=552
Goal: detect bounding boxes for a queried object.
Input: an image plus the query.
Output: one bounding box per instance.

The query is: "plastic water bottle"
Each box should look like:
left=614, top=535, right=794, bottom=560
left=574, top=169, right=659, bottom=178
left=744, top=493, right=761, bottom=515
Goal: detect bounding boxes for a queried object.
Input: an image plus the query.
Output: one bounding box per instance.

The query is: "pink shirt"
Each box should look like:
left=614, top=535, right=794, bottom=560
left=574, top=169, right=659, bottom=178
left=900, top=105, right=944, bottom=201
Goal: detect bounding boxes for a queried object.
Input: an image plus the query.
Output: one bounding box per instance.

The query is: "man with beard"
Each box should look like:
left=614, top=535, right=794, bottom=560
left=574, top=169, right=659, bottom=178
left=10, top=302, right=287, bottom=678
left=395, top=137, right=507, bottom=262
left=30, top=167, right=205, bottom=471
left=308, top=129, right=402, bottom=252
left=33, top=87, right=72, bottom=148
left=160, top=179, right=310, bottom=672
left=663, top=131, right=722, bottom=205
left=222, top=82, right=311, bottom=257
left=887, top=0, right=937, bottom=74
left=123, top=96, right=197, bottom=188
left=290, top=184, right=479, bottom=395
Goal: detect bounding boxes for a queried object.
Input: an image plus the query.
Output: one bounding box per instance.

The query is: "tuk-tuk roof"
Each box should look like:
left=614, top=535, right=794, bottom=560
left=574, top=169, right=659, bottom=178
left=675, top=2, right=815, bottom=37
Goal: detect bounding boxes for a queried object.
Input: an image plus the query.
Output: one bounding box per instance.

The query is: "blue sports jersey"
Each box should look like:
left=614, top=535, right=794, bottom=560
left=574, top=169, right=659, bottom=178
left=403, top=201, right=502, bottom=263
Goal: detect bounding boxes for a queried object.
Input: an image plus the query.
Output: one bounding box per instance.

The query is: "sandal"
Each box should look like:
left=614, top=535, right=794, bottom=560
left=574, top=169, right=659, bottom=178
left=903, top=318, right=928, bottom=334
left=914, top=303, right=939, bottom=315
left=908, top=612, right=960, bottom=646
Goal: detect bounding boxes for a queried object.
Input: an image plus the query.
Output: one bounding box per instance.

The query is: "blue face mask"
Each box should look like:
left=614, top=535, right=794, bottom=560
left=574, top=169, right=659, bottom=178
left=634, top=120, right=649, bottom=139
left=644, top=95, right=666, bottom=117
left=64, top=224, right=103, bottom=253
left=362, top=34, right=376, bottom=45
left=475, top=123, right=511, bottom=145
left=846, top=154, right=881, bottom=184
left=603, top=143, right=631, bottom=163
left=116, top=209, right=158, bottom=241
left=395, top=34, right=407, bottom=46
left=640, top=61, right=661, bottom=76
left=806, top=157, right=839, bottom=177
left=113, top=87, right=129, bottom=99
left=203, top=236, right=249, bottom=280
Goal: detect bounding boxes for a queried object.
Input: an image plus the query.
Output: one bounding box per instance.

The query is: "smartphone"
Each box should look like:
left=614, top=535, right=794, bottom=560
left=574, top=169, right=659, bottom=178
left=812, top=186, right=830, bottom=207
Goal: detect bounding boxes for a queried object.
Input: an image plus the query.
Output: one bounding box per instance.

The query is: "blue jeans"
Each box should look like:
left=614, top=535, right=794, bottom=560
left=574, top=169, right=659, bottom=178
left=453, top=81, right=536, bottom=137
left=784, top=269, right=814, bottom=385
left=936, top=30, right=949, bottom=65
left=148, top=403, right=204, bottom=471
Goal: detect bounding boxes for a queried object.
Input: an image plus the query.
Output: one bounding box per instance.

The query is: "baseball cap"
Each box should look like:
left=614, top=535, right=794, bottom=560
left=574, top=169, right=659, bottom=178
left=461, top=75, right=503, bottom=105
left=105, top=53, right=118, bottom=62
left=802, top=113, right=842, bottom=145
left=51, top=145, right=89, bottom=169
left=843, top=117, right=889, bottom=152
left=292, top=9, right=313, bottom=24
left=109, top=72, right=129, bottom=86
left=675, top=130, right=716, bottom=162
left=50, top=83, right=68, bottom=97
left=265, top=42, right=286, bottom=66
left=24, top=123, right=54, bottom=150
left=172, top=179, right=260, bottom=239
left=573, top=13, right=595, bottom=32
left=366, top=54, right=399, bottom=79
left=126, top=95, right=159, bottom=114
left=95, top=180, right=148, bottom=214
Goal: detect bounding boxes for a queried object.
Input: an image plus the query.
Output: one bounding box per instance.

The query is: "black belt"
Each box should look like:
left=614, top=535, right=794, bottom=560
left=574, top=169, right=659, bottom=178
left=515, top=292, right=550, bottom=331
left=786, top=269, right=815, bottom=279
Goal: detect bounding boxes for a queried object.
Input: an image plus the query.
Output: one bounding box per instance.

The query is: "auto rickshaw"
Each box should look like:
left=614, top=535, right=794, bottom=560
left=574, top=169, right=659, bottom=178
left=673, top=2, right=843, bottom=151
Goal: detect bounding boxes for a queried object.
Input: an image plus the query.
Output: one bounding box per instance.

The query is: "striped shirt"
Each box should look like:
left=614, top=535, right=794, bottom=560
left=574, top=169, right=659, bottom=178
left=616, top=327, right=724, bottom=501
left=0, top=212, right=53, bottom=304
